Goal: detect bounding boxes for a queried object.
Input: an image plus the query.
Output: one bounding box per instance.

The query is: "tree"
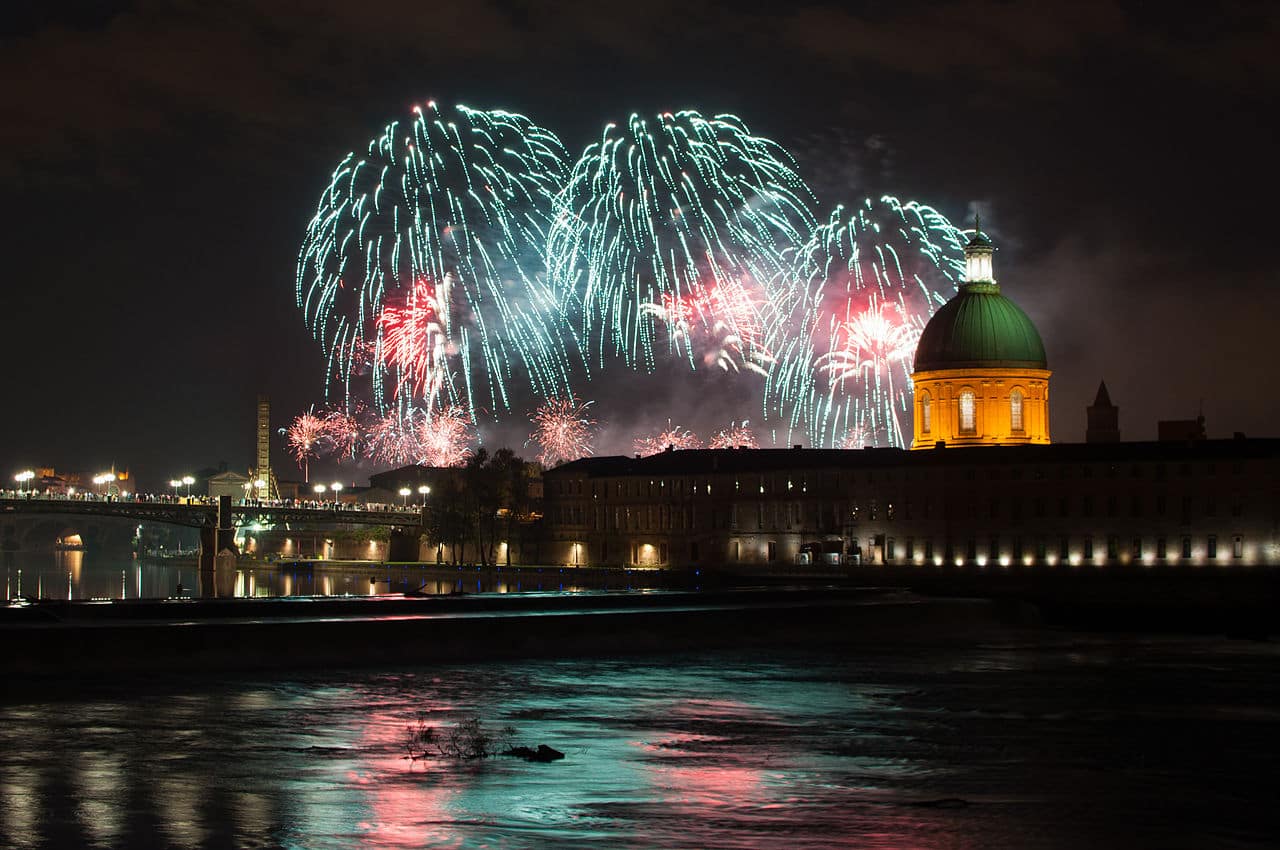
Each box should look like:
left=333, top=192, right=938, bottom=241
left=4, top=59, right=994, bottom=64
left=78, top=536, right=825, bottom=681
left=463, top=448, right=493, bottom=565
left=489, top=449, right=529, bottom=566
left=425, top=476, right=471, bottom=565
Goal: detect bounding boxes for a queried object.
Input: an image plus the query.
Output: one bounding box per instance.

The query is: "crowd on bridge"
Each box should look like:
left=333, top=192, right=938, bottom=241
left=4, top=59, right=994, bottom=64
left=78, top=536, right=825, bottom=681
left=1, top=488, right=419, bottom=515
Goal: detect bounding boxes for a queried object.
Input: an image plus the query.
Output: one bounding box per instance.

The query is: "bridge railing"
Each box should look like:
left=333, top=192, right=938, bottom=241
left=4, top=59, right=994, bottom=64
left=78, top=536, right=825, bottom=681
left=2, top=491, right=423, bottom=513
left=2, top=493, right=424, bottom=527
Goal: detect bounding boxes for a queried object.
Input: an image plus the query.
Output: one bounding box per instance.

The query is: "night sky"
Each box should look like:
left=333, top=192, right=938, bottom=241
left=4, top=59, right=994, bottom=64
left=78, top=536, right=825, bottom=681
left=2, top=0, right=1277, bottom=489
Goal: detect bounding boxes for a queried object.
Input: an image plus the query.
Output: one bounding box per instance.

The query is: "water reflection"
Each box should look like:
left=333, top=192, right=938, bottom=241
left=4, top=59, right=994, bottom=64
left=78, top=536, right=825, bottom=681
left=4, top=641, right=1276, bottom=848
left=4, top=553, right=675, bottom=601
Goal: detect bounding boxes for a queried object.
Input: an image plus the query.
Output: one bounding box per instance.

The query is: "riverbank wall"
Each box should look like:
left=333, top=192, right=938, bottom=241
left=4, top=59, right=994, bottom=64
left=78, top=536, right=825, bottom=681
left=1, top=589, right=1005, bottom=679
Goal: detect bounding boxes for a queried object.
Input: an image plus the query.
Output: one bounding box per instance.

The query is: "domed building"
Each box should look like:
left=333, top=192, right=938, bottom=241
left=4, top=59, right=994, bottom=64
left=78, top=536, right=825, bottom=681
left=910, top=220, right=1050, bottom=449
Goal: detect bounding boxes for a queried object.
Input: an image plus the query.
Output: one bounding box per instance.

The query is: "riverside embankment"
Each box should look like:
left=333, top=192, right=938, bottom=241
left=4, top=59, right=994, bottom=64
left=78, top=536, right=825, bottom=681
left=0, top=588, right=1007, bottom=678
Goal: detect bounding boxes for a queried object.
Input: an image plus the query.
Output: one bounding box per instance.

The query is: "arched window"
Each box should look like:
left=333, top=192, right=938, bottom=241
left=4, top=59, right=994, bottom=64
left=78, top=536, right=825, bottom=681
left=959, top=390, right=976, bottom=435
left=921, top=394, right=932, bottom=434
left=1011, top=389, right=1024, bottom=432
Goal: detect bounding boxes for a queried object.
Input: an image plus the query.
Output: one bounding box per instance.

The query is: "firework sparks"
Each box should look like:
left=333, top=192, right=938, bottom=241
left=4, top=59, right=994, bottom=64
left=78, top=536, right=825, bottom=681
left=708, top=420, right=759, bottom=449
left=819, top=295, right=919, bottom=382
left=529, top=395, right=596, bottom=468
left=766, top=196, right=965, bottom=448
left=296, top=102, right=576, bottom=419
left=839, top=418, right=874, bottom=450
left=295, top=105, right=970, bottom=450
left=364, top=411, right=422, bottom=468
left=376, top=277, right=449, bottom=405
left=549, top=110, right=813, bottom=372
left=642, top=275, right=771, bottom=373
left=282, top=411, right=325, bottom=482
left=416, top=405, right=475, bottom=468
left=634, top=421, right=703, bottom=456
left=321, top=407, right=365, bottom=462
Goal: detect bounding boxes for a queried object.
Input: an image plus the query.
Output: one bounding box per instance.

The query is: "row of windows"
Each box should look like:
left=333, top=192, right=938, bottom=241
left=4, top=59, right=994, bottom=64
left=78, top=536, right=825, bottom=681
left=849, top=494, right=1245, bottom=522
left=560, top=492, right=1249, bottom=528
left=550, top=458, right=1255, bottom=498
left=920, top=389, right=1025, bottom=436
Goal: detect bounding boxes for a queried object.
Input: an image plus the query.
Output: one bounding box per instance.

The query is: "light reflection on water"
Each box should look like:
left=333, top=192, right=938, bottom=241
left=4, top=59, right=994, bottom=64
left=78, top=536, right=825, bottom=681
left=1, top=640, right=1278, bottom=848
left=3, top=553, right=671, bottom=601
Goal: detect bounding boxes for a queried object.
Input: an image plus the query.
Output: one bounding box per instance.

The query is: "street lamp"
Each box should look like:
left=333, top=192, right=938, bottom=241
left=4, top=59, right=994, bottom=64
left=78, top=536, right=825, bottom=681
left=14, top=470, right=35, bottom=493
left=181, top=475, right=195, bottom=498
left=399, top=487, right=411, bottom=506
left=330, top=482, right=343, bottom=507
left=169, top=479, right=182, bottom=501
left=417, top=485, right=430, bottom=505
left=313, top=484, right=326, bottom=505
left=93, top=472, right=116, bottom=498
left=253, top=479, right=266, bottom=502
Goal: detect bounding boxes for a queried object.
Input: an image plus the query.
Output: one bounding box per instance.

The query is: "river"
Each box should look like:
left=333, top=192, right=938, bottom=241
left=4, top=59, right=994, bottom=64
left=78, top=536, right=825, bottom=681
left=2, top=634, right=1277, bottom=848
left=2, top=552, right=675, bottom=601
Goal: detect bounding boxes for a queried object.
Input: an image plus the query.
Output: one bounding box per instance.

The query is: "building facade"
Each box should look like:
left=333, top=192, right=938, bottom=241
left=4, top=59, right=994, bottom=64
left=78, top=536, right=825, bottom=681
left=541, top=441, right=1280, bottom=569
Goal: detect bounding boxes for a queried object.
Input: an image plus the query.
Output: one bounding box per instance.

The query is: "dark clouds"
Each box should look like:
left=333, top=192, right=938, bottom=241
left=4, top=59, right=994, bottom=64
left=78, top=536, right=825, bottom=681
left=1, top=0, right=1276, bottom=484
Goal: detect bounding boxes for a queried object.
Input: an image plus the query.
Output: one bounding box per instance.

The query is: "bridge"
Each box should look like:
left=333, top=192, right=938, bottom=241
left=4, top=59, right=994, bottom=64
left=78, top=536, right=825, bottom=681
left=1, top=496, right=428, bottom=569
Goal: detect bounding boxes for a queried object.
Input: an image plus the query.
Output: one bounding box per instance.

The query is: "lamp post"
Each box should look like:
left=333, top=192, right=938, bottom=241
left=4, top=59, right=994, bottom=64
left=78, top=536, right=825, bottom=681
left=399, top=487, right=411, bottom=507
left=14, top=470, right=35, bottom=493
left=313, top=483, right=326, bottom=506
left=182, top=475, right=195, bottom=499
left=93, top=472, right=116, bottom=499
left=169, top=479, right=182, bottom=502
left=253, top=479, right=266, bottom=503
left=330, top=482, right=343, bottom=508
left=417, top=484, right=430, bottom=506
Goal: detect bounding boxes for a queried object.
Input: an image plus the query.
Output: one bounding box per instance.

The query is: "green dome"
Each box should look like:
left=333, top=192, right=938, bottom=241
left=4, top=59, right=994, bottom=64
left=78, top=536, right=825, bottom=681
left=914, top=284, right=1047, bottom=372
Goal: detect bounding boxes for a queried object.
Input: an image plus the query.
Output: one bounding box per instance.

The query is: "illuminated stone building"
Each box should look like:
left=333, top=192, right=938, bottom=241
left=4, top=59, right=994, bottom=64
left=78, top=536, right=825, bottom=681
left=911, top=221, right=1050, bottom=448
left=542, top=441, right=1280, bottom=569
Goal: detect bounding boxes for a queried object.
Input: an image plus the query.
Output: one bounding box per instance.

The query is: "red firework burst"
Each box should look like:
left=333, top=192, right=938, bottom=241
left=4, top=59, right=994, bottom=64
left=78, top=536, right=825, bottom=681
left=283, top=411, right=326, bottom=482
left=415, top=406, right=474, bottom=468
left=364, top=411, right=422, bottom=467
left=634, top=420, right=703, bottom=456
left=377, top=277, right=448, bottom=404
left=321, top=408, right=365, bottom=461
left=529, top=396, right=596, bottom=467
left=708, top=420, right=759, bottom=449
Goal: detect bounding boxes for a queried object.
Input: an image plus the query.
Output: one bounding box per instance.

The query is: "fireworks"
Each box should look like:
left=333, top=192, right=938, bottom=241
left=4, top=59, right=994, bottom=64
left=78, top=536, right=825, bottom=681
left=642, top=275, right=771, bottom=373
left=282, top=411, right=326, bottom=481
left=364, top=410, right=423, bottom=468
left=708, top=420, right=759, bottom=450
left=548, top=110, right=813, bottom=373
left=296, top=102, right=576, bottom=420
left=529, top=395, right=596, bottom=468
left=839, top=417, right=874, bottom=450
left=295, top=105, right=971, bottom=454
left=321, top=408, right=364, bottom=461
left=376, top=276, right=449, bottom=407
left=634, top=421, right=703, bottom=456
left=416, top=405, right=475, bottom=468
left=765, top=196, right=966, bottom=448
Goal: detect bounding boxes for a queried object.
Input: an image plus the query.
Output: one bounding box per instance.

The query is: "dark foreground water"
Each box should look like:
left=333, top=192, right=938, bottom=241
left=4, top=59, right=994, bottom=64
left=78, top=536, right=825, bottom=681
left=2, top=635, right=1278, bottom=849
